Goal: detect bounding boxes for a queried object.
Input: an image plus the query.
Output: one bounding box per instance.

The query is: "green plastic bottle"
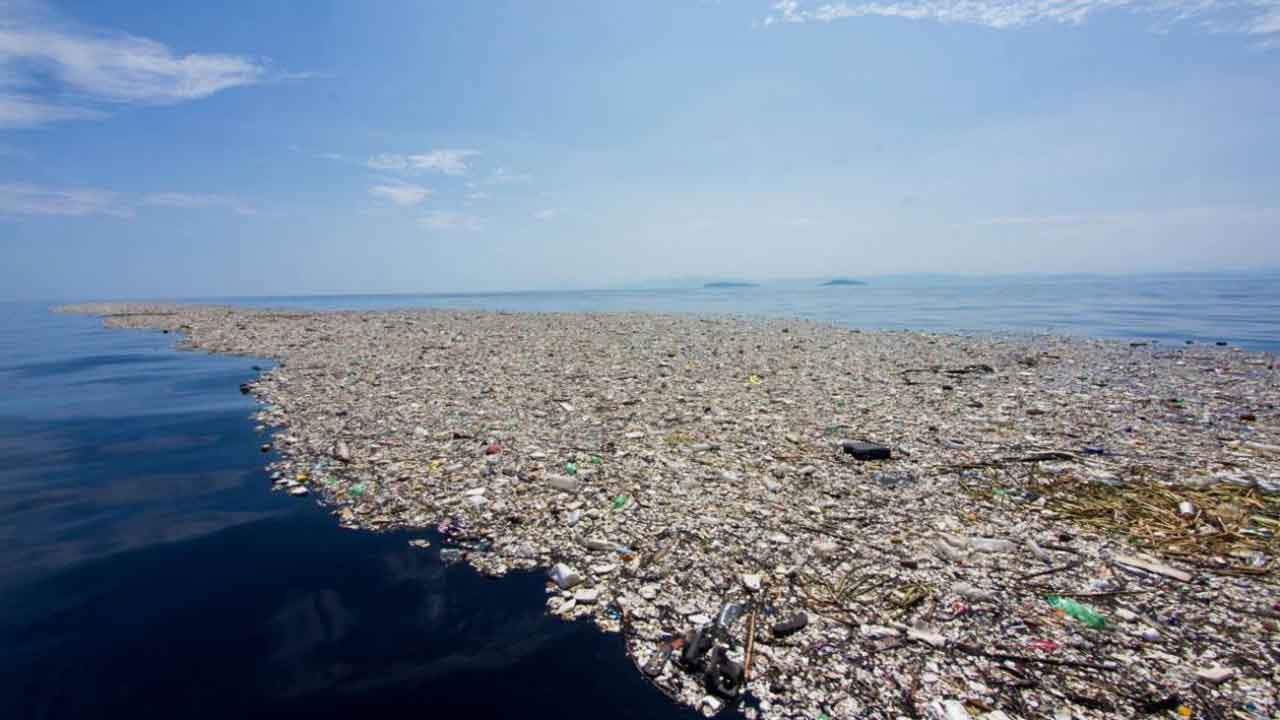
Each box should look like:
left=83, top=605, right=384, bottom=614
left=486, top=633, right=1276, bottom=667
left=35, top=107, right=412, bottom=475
left=1046, top=595, right=1106, bottom=629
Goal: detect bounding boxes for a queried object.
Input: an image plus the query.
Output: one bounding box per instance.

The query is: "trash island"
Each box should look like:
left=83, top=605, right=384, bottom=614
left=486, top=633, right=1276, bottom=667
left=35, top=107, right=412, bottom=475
left=62, top=303, right=1279, bottom=720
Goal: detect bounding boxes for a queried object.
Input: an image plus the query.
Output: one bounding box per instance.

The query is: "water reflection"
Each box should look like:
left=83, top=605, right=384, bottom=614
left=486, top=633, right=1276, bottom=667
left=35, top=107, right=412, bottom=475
left=2, top=513, right=699, bottom=719
left=0, top=305, right=696, bottom=720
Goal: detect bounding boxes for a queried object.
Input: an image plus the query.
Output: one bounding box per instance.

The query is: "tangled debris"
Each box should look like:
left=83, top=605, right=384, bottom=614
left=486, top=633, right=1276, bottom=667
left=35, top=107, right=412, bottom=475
left=62, top=303, right=1280, bottom=720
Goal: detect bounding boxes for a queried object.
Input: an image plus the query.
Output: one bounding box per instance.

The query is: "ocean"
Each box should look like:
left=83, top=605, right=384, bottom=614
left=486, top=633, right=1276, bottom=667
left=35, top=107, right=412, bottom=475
left=1, top=272, right=1277, bottom=718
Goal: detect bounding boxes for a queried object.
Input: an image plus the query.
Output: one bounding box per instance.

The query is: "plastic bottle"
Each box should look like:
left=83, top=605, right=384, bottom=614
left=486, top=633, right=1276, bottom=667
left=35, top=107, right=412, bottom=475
left=1046, top=595, right=1106, bottom=629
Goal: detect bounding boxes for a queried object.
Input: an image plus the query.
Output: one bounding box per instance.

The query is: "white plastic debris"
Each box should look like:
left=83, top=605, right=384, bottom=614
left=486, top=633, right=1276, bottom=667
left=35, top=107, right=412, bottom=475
left=1195, top=666, right=1235, bottom=684
left=926, top=699, right=972, bottom=720
left=548, top=563, right=583, bottom=589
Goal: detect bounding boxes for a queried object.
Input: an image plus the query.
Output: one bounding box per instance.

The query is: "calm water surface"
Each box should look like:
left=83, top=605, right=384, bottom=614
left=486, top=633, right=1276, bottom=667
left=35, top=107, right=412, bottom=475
left=0, top=304, right=697, bottom=720
left=2, top=273, right=1277, bottom=718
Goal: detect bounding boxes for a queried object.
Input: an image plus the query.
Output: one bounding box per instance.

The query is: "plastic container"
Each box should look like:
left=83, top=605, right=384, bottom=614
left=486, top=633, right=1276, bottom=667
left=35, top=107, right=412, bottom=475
left=1046, top=595, right=1106, bottom=629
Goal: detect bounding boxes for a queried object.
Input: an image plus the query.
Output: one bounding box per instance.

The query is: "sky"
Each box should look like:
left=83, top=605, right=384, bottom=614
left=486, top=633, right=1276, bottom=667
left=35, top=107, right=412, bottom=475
left=1, top=0, right=1278, bottom=299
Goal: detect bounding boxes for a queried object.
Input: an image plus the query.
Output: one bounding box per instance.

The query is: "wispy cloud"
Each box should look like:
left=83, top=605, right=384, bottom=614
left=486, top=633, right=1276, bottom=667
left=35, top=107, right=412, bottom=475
left=762, top=0, right=1280, bottom=45
left=366, top=153, right=410, bottom=171
left=0, top=184, right=265, bottom=218
left=0, top=182, right=132, bottom=217
left=369, top=182, right=431, bottom=206
left=366, top=149, right=479, bottom=175
left=0, top=1, right=291, bottom=128
left=141, top=192, right=256, bottom=215
left=0, top=93, right=105, bottom=128
left=484, top=166, right=532, bottom=185
left=533, top=208, right=557, bottom=220
left=411, top=149, right=479, bottom=175
left=420, top=210, right=482, bottom=231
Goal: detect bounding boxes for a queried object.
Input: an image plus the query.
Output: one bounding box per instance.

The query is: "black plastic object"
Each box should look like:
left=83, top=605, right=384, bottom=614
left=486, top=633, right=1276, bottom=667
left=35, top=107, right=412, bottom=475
left=841, top=441, right=891, bottom=461
left=1138, top=695, right=1181, bottom=714
left=679, top=627, right=714, bottom=671
left=771, top=612, right=808, bottom=637
left=704, top=646, right=744, bottom=699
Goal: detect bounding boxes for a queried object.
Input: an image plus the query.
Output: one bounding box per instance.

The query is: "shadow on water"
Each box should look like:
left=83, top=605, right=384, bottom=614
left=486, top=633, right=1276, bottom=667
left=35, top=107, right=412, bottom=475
left=1, top=515, right=693, bottom=720
left=0, top=305, right=698, bottom=720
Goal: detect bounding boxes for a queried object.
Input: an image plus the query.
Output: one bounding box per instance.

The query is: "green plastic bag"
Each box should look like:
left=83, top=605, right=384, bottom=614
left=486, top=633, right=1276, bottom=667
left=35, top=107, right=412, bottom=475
left=1046, top=595, right=1106, bottom=629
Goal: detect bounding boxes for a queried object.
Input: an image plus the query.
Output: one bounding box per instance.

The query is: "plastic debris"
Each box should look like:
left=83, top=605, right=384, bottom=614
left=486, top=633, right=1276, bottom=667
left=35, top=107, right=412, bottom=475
left=66, top=302, right=1280, bottom=720
left=548, top=563, right=584, bottom=589
left=1046, top=595, right=1106, bottom=629
left=771, top=613, right=808, bottom=637
left=1195, top=666, right=1235, bottom=685
left=840, top=440, right=891, bottom=461
left=1114, top=554, right=1193, bottom=583
left=926, top=699, right=972, bottom=720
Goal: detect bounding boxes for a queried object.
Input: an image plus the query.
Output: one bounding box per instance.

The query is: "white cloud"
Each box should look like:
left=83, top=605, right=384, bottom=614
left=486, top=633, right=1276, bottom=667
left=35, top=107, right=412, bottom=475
left=408, top=149, right=478, bottom=175
left=484, top=166, right=532, bottom=185
left=366, top=149, right=479, bottom=175
left=315, top=152, right=344, bottom=161
left=763, top=0, right=1280, bottom=45
left=1247, top=7, right=1280, bottom=35
left=369, top=183, right=431, bottom=206
left=366, top=153, right=409, bottom=171
left=142, top=192, right=256, bottom=215
left=420, top=210, right=482, bottom=231
left=465, top=191, right=490, bottom=201
left=0, top=2, right=282, bottom=127
left=0, top=184, right=264, bottom=218
left=0, top=182, right=131, bottom=217
left=0, top=93, right=105, bottom=129
left=533, top=208, right=557, bottom=220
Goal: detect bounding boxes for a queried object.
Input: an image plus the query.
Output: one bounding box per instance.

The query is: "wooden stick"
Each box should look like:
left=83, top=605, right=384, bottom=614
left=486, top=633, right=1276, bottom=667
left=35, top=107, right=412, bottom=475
left=744, top=603, right=758, bottom=683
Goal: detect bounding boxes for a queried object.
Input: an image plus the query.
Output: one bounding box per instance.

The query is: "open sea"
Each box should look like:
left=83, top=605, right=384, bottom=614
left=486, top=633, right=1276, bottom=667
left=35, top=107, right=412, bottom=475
left=1, top=272, right=1278, bottom=718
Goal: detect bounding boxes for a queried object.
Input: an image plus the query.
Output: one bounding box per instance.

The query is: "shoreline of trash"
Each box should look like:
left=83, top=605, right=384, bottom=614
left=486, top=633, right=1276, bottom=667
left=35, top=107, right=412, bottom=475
left=62, top=302, right=1279, bottom=720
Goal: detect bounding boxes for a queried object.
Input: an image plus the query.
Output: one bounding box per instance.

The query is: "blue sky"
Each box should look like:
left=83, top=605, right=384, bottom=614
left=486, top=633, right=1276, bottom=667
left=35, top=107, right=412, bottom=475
left=1, top=0, right=1278, bottom=299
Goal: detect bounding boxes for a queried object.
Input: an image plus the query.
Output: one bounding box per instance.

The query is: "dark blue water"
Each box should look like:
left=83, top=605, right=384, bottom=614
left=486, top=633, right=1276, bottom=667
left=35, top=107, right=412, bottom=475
left=0, top=304, right=698, bottom=720
left=2, top=273, right=1278, bottom=718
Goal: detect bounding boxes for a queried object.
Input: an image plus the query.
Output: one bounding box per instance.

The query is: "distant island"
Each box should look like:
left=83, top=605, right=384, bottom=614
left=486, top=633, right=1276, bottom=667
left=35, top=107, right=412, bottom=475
left=703, top=281, right=758, bottom=288
left=820, top=278, right=867, bottom=286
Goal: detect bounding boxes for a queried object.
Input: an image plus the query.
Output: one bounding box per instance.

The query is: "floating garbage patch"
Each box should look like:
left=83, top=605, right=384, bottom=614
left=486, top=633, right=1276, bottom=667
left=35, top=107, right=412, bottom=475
left=65, top=302, right=1280, bottom=720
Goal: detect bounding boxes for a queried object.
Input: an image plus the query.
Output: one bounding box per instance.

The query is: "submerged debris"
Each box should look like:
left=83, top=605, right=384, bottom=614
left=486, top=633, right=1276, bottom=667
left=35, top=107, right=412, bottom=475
left=63, top=302, right=1280, bottom=720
